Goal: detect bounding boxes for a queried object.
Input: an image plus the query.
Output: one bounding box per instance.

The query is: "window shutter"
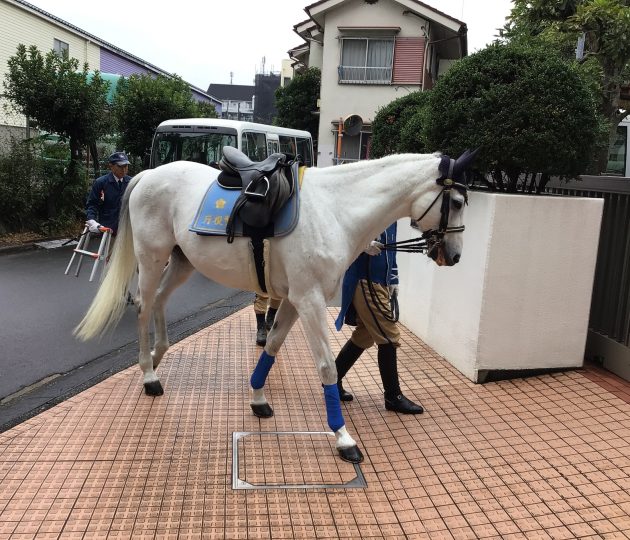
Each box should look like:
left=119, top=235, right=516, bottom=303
left=392, top=37, right=425, bottom=85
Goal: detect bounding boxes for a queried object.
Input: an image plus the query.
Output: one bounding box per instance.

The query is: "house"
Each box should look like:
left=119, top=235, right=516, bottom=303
left=207, top=83, right=255, bottom=122
left=291, top=0, right=467, bottom=167
left=208, top=71, right=285, bottom=125
left=0, top=0, right=221, bottom=141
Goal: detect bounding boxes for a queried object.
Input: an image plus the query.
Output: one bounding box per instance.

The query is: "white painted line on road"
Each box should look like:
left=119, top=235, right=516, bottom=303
left=35, top=239, right=77, bottom=249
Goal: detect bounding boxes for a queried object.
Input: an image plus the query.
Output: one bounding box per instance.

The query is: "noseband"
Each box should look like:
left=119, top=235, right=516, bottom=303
left=381, top=170, right=468, bottom=256
left=414, top=176, right=468, bottom=255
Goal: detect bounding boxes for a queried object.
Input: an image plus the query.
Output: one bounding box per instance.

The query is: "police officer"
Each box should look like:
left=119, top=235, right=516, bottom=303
left=334, top=222, right=423, bottom=414
left=85, top=151, right=131, bottom=235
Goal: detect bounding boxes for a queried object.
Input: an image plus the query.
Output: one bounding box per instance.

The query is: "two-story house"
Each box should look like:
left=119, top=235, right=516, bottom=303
left=291, top=0, right=467, bottom=167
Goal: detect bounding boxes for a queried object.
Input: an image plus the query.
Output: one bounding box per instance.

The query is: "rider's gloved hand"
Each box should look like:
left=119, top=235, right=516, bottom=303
left=363, top=240, right=383, bottom=256
left=86, top=219, right=101, bottom=233
left=388, top=284, right=399, bottom=298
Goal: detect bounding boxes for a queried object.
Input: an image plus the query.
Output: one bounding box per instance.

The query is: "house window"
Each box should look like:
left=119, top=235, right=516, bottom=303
left=53, top=38, right=69, bottom=57
left=333, top=125, right=372, bottom=164
left=338, top=38, right=394, bottom=84
left=606, top=125, right=627, bottom=176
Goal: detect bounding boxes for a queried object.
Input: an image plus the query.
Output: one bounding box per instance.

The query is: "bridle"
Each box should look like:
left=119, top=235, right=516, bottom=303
left=382, top=165, right=469, bottom=257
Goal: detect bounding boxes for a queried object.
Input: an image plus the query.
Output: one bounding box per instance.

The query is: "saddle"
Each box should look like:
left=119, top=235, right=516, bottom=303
left=218, top=146, right=295, bottom=243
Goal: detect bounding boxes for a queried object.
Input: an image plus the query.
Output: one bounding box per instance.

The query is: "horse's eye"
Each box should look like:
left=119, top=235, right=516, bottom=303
left=452, top=199, right=463, bottom=210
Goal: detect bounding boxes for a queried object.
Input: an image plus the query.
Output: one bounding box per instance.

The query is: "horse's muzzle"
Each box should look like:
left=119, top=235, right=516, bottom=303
left=430, top=245, right=460, bottom=266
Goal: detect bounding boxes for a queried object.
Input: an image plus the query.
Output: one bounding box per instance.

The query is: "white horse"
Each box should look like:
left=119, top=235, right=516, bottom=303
left=75, top=150, right=475, bottom=463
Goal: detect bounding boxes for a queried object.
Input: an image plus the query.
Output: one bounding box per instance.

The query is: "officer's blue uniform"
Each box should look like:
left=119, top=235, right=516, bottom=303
left=86, top=171, right=131, bottom=234
left=335, top=222, right=398, bottom=331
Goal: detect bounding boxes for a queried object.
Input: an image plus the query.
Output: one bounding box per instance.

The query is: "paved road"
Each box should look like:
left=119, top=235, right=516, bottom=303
left=0, top=243, right=253, bottom=431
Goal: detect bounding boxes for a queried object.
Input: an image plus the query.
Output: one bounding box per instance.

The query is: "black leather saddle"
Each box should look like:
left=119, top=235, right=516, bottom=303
left=218, top=147, right=286, bottom=190
left=217, top=146, right=296, bottom=243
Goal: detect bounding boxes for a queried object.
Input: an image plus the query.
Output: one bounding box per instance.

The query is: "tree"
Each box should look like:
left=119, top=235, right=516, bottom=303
left=112, top=74, right=201, bottom=159
left=370, top=91, right=430, bottom=158
left=274, top=67, right=320, bottom=146
left=195, top=100, right=219, bottom=119
left=502, top=0, right=630, bottom=172
left=3, top=44, right=110, bottom=172
left=425, top=43, right=601, bottom=192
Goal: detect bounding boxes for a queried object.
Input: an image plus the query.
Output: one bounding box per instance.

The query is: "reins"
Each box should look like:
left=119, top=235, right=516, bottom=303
left=379, top=178, right=468, bottom=257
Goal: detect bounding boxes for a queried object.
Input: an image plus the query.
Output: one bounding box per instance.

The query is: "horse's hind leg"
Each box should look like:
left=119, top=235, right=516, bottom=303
left=249, top=299, right=299, bottom=418
left=136, top=251, right=171, bottom=396
left=151, top=247, right=195, bottom=369
left=291, top=290, right=364, bottom=463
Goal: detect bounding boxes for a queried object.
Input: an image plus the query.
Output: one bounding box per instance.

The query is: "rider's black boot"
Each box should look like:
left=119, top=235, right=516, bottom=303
left=378, top=343, right=424, bottom=414
left=255, top=313, right=267, bottom=346
left=265, top=307, right=278, bottom=331
left=335, top=340, right=365, bottom=402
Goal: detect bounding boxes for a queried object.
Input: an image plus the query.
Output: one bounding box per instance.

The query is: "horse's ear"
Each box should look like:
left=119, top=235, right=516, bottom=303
left=453, top=148, right=480, bottom=176
left=457, top=148, right=479, bottom=168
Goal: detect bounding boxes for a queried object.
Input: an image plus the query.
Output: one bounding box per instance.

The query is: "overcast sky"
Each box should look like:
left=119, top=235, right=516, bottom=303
left=24, top=0, right=514, bottom=90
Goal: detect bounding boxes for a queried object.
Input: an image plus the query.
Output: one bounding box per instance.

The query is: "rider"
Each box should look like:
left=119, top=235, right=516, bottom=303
left=334, top=222, right=424, bottom=414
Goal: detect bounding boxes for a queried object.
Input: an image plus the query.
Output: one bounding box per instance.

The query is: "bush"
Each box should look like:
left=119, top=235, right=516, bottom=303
left=370, top=91, right=430, bottom=158
left=425, top=42, right=602, bottom=192
left=0, top=138, right=87, bottom=235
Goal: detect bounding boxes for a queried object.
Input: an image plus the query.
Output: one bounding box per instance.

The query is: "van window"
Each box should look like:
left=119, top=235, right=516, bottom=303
left=242, top=131, right=267, bottom=161
left=151, top=132, right=237, bottom=167
left=296, top=137, right=313, bottom=166
left=279, top=135, right=297, bottom=156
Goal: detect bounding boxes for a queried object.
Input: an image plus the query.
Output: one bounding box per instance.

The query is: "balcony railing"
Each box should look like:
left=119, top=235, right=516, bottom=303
left=338, top=66, right=392, bottom=84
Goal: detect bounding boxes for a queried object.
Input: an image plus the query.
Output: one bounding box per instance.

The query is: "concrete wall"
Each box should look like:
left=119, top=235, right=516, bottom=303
left=397, top=192, right=604, bottom=382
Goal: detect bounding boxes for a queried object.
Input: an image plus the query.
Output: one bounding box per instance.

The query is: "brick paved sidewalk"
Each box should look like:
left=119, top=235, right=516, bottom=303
left=0, top=308, right=628, bottom=539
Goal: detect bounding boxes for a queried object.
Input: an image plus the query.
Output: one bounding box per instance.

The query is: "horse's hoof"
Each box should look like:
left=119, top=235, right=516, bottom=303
left=144, top=381, right=164, bottom=396
left=251, top=403, right=274, bottom=418
left=338, top=445, right=364, bottom=463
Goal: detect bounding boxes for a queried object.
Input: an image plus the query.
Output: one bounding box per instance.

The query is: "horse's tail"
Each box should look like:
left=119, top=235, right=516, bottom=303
left=74, top=171, right=147, bottom=341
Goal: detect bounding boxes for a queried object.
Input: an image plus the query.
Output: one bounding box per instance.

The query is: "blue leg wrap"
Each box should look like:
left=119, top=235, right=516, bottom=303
left=250, top=351, right=275, bottom=390
left=323, top=383, right=345, bottom=432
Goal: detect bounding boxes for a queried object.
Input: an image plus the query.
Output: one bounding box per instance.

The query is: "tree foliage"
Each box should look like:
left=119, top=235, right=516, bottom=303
left=425, top=43, right=601, bottom=192
left=112, top=74, right=204, bottom=159
left=370, top=91, right=430, bottom=158
left=0, top=137, right=87, bottom=234
left=274, top=67, right=320, bottom=143
left=195, top=100, right=219, bottom=119
left=3, top=44, right=110, bottom=165
left=502, top=0, right=630, bottom=172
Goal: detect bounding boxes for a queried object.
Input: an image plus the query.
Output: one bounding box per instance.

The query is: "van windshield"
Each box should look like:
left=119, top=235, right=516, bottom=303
left=151, top=131, right=237, bottom=168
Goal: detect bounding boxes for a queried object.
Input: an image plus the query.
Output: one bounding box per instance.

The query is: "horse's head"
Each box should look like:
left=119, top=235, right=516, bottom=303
left=411, top=149, right=478, bottom=267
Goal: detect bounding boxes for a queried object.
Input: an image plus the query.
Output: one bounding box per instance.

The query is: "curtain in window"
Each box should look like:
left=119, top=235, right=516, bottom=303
left=340, top=38, right=393, bottom=83
left=341, top=39, right=367, bottom=67
left=366, top=40, right=393, bottom=82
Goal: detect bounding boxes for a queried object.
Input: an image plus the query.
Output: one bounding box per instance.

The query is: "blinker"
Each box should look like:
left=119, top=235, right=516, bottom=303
left=443, top=178, right=453, bottom=186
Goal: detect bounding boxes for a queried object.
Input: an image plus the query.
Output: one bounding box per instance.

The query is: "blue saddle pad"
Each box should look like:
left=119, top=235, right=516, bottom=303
left=189, top=164, right=302, bottom=237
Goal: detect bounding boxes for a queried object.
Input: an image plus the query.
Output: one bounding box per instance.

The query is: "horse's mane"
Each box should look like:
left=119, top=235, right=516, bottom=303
left=307, top=152, right=441, bottom=179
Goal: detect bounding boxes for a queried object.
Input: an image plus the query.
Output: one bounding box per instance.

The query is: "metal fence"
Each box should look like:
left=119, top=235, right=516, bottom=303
left=547, top=175, right=630, bottom=379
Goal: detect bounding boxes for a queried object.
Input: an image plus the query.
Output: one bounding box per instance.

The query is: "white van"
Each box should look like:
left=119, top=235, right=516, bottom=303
left=150, top=118, right=314, bottom=168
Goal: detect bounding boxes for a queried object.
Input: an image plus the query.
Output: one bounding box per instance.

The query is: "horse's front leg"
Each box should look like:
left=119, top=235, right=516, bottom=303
left=249, top=299, right=299, bottom=418
left=292, top=291, right=364, bottom=464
